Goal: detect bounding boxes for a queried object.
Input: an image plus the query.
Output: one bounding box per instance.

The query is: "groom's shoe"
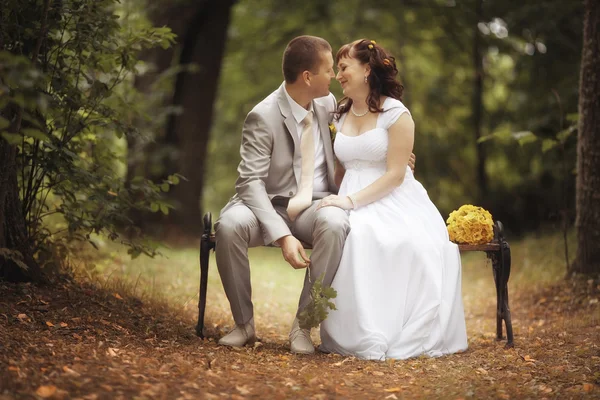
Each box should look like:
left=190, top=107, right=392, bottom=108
left=289, top=318, right=315, bottom=354
left=218, top=318, right=256, bottom=347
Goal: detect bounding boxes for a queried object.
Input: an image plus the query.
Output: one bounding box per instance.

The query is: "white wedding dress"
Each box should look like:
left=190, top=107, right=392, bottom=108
left=319, top=98, right=468, bottom=360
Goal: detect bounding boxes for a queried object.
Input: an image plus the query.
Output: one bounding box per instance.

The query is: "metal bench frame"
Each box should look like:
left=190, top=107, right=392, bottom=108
left=197, top=212, right=514, bottom=347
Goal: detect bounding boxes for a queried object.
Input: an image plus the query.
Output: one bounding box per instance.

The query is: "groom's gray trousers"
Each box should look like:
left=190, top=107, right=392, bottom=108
left=215, top=200, right=350, bottom=326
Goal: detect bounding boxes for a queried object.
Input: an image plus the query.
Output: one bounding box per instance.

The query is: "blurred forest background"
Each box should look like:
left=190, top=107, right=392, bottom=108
left=204, top=0, right=582, bottom=237
left=0, top=0, right=597, bottom=282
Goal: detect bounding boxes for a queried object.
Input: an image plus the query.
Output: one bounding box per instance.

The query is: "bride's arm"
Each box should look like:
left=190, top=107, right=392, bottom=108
left=348, top=113, right=414, bottom=208
left=334, top=158, right=346, bottom=188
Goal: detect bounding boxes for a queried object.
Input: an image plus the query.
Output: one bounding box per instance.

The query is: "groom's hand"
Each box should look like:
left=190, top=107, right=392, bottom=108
left=277, top=235, right=310, bottom=269
left=408, top=152, right=416, bottom=172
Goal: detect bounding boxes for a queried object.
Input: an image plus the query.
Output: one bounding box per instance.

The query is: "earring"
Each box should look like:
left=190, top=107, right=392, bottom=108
left=364, top=76, right=368, bottom=83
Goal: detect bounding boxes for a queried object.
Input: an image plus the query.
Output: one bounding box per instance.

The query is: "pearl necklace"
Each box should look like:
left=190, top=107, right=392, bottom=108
left=350, top=104, right=369, bottom=117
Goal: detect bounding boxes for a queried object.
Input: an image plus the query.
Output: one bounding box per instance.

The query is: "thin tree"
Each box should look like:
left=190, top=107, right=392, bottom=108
left=569, top=0, right=600, bottom=276
left=473, top=0, right=487, bottom=199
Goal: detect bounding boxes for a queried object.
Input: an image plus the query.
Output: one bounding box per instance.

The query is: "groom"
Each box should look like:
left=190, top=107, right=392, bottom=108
left=214, top=35, right=349, bottom=354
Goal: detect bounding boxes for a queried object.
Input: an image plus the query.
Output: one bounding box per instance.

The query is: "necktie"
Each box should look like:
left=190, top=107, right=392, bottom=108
left=287, top=111, right=314, bottom=221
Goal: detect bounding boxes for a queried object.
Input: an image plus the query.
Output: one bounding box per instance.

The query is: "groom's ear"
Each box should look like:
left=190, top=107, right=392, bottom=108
left=302, top=70, right=311, bottom=85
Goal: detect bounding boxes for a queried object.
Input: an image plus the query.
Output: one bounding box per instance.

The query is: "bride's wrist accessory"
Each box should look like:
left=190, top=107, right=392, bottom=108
left=351, top=104, right=368, bottom=117
left=347, top=194, right=358, bottom=209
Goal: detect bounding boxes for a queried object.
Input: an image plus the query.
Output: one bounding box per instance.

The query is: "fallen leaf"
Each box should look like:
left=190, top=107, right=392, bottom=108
left=236, top=385, right=251, bottom=395
left=384, top=387, right=401, bottom=393
left=342, top=379, right=355, bottom=387
left=60, top=322, right=68, bottom=328
left=373, top=371, right=384, bottom=376
left=100, top=384, right=113, bottom=392
left=45, top=321, right=54, bottom=327
left=62, top=366, right=80, bottom=377
left=107, top=348, right=118, bottom=357
left=17, top=313, right=28, bottom=321
left=477, top=367, right=489, bottom=375
left=583, top=383, right=594, bottom=392
left=113, top=293, right=123, bottom=300
left=385, top=394, right=398, bottom=400
left=35, top=385, right=57, bottom=398
left=523, top=355, right=536, bottom=362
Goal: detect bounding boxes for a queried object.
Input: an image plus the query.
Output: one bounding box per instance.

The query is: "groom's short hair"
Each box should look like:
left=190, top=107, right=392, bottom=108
left=283, top=36, right=332, bottom=84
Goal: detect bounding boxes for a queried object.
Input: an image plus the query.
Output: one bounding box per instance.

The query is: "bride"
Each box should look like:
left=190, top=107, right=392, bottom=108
left=317, top=39, right=468, bottom=360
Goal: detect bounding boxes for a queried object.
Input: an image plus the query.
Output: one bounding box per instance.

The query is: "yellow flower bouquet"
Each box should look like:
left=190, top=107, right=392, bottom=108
left=446, top=205, right=494, bottom=245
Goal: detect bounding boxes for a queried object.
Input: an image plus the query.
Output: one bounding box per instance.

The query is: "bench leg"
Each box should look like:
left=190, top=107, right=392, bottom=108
left=490, top=236, right=514, bottom=348
left=196, top=212, right=214, bottom=338
left=500, top=241, right=514, bottom=348
left=492, top=252, right=504, bottom=341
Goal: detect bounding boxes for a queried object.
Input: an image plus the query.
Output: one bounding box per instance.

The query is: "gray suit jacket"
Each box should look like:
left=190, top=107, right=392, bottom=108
left=221, top=83, right=338, bottom=245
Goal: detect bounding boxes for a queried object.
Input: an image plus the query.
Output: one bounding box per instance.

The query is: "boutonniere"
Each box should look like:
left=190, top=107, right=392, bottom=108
left=328, top=123, right=337, bottom=143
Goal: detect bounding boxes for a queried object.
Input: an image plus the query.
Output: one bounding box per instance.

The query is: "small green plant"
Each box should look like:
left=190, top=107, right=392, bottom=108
left=298, top=273, right=337, bottom=330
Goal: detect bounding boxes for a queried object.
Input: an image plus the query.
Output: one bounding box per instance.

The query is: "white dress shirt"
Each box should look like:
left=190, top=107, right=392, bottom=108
left=283, top=85, right=328, bottom=193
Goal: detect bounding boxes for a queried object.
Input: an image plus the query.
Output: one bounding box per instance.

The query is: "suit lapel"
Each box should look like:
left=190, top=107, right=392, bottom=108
left=314, top=101, right=336, bottom=190
left=277, top=86, right=300, bottom=148
left=277, top=84, right=301, bottom=185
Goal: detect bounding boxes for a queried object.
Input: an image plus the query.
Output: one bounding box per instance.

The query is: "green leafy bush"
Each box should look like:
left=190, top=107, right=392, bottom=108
left=0, top=0, right=178, bottom=266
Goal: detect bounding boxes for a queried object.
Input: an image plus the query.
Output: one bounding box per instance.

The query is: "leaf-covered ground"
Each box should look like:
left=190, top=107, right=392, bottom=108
left=1, top=271, right=598, bottom=399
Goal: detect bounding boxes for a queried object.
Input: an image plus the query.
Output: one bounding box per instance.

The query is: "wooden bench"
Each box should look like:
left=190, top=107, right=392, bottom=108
left=197, top=212, right=514, bottom=347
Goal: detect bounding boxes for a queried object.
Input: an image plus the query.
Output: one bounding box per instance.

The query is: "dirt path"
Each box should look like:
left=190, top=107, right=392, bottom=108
left=1, top=276, right=598, bottom=399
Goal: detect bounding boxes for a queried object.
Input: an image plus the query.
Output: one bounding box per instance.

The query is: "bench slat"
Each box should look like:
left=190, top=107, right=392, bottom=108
left=458, top=243, right=500, bottom=251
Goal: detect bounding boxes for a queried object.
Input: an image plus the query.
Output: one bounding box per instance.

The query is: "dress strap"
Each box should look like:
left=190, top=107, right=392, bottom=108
left=378, top=98, right=411, bottom=130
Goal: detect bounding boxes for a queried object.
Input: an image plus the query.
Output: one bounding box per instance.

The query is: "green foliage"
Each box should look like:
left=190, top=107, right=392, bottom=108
left=298, top=273, right=337, bottom=330
left=0, top=0, right=177, bottom=263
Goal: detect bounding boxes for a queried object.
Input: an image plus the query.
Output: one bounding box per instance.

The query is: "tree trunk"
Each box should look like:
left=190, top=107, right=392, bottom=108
left=0, top=133, right=42, bottom=282
left=129, top=0, right=235, bottom=238
left=167, top=0, right=234, bottom=236
left=569, top=0, right=600, bottom=276
left=473, top=0, right=487, bottom=200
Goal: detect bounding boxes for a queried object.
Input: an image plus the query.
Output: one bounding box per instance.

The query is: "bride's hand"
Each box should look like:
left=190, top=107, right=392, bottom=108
left=317, top=195, right=353, bottom=210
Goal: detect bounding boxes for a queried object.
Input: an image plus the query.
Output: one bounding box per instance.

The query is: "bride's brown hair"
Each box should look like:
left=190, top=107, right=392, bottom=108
left=334, top=39, right=404, bottom=120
